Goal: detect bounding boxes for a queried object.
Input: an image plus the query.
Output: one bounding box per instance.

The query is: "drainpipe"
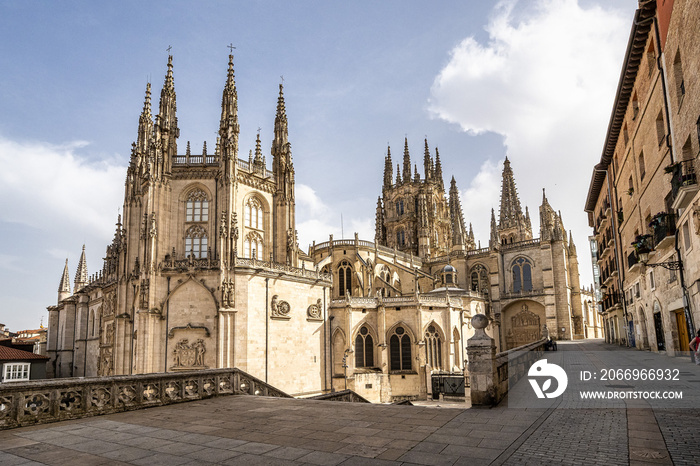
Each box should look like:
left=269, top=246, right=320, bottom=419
left=265, top=277, right=269, bottom=383
left=323, top=286, right=327, bottom=391
left=164, top=277, right=170, bottom=372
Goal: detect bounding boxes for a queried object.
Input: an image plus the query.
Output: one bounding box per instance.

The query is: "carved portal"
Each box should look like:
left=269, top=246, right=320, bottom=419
left=172, top=339, right=207, bottom=370
left=505, top=304, right=541, bottom=349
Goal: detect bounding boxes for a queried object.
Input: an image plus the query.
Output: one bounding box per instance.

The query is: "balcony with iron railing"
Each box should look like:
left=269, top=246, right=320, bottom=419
left=649, top=212, right=677, bottom=251
left=670, top=159, right=698, bottom=210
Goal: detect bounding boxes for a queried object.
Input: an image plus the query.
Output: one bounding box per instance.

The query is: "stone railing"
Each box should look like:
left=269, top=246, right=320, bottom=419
left=234, top=256, right=332, bottom=282
left=308, top=239, right=420, bottom=266
left=307, top=389, right=370, bottom=403
left=501, top=238, right=541, bottom=251
left=330, top=294, right=474, bottom=308
left=161, top=256, right=221, bottom=271
left=0, top=368, right=290, bottom=430
left=500, top=289, right=545, bottom=300
left=466, top=314, right=546, bottom=407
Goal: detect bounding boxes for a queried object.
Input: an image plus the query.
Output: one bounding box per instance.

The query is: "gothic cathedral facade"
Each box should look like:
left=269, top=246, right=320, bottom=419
left=48, top=55, right=583, bottom=402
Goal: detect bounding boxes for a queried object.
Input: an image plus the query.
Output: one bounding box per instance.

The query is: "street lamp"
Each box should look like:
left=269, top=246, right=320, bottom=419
left=636, top=251, right=683, bottom=270
left=341, top=348, right=353, bottom=390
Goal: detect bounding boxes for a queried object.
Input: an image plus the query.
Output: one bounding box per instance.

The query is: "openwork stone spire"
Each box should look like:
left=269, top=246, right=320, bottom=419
left=498, top=157, right=524, bottom=228
left=272, top=83, right=289, bottom=158
left=219, top=54, right=240, bottom=159
left=136, top=82, right=153, bottom=153
left=383, top=146, right=393, bottom=189
left=74, top=245, right=88, bottom=292
left=58, top=259, right=71, bottom=294
left=434, top=147, right=444, bottom=190
left=498, top=157, right=532, bottom=242
left=402, top=137, right=411, bottom=183
left=449, top=176, right=467, bottom=247
left=490, top=208, right=500, bottom=248
left=423, top=138, right=433, bottom=182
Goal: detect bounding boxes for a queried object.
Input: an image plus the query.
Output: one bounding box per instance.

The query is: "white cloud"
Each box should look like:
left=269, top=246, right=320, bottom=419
left=296, top=183, right=374, bottom=251
left=0, top=136, right=125, bottom=238
left=459, top=159, right=502, bottom=246
left=429, top=0, right=631, bottom=284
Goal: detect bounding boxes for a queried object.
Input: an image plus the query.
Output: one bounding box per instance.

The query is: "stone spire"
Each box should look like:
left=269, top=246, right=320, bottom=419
left=498, top=157, right=532, bottom=242
left=58, top=259, right=71, bottom=302
left=434, top=147, right=444, bottom=190
left=469, top=223, right=475, bottom=245
left=569, top=230, right=577, bottom=256
left=153, top=55, right=179, bottom=178
left=449, top=176, right=467, bottom=247
left=423, top=138, right=433, bottom=182
left=498, top=157, right=523, bottom=228
left=539, top=188, right=556, bottom=241
left=383, top=146, right=393, bottom=189
left=271, top=82, right=296, bottom=266
left=253, top=132, right=264, bottom=171
left=395, top=163, right=402, bottom=184
left=272, top=83, right=290, bottom=162
left=402, top=137, right=411, bottom=184
left=489, top=208, right=500, bottom=248
left=136, top=82, right=153, bottom=153
left=219, top=54, right=240, bottom=159
left=375, top=197, right=385, bottom=243
left=74, top=245, right=88, bottom=292
left=413, top=164, right=420, bottom=183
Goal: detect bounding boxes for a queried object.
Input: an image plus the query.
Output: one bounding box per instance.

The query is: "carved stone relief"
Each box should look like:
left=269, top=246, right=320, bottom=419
left=307, top=299, right=322, bottom=320
left=98, top=347, right=113, bottom=376
left=172, top=339, right=206, bottom=369
left=505, top=304, right=541, bottom=349
left=271, top=295, right=291, bottom=319
left=222, top=278, right=234, bottom=308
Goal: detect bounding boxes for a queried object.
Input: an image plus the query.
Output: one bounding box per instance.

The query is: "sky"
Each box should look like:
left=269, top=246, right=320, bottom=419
left=0, top=0, right=637, bottom=331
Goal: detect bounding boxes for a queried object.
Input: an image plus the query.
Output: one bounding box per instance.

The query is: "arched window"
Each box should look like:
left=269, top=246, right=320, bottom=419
left=245, top=197, right=263, bottom=230
left=425, top=325, right=442, bottom=370
left=471, top=265, right=489, bottom=294
left=512, top=257, right=533, bottom=292
left=186, top=189, right=209, bottom=222
left=389, top=326, right=411, bottom=371
left=453, top=328, right=461, bottom=370
left=396, top=229, right=405, bottom=247
left=332, top=330, right=345, bottom=376
left=354, top=326, right=374, bottom=368
left=338, top=260, right=352, bottom=296
left=185, top=225, right=208, bottom=258
left=244, top=232, right=263, bottom=260
left=395, top=199, right=404, bottom=216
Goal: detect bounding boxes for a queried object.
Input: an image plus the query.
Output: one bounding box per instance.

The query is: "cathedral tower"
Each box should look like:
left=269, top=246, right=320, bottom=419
left=377, top=138, right=452, bottom=259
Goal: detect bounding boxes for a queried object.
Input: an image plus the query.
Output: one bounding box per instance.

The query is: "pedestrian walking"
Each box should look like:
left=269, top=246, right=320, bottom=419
left=690, top=330, right=700, bottom=365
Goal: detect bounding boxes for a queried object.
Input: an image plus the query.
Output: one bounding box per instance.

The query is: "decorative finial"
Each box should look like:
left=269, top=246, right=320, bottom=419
left=228, top=43, right=236, bottom=54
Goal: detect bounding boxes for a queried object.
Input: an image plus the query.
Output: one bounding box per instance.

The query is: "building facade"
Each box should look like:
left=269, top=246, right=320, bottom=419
left=48, top=54, right=585, bottom=402
left=585, top=0, right=699, bottom=355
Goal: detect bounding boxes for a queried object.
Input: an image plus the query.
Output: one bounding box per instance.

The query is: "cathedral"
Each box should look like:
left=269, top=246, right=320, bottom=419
left=47, top=54, right=583, bottom=403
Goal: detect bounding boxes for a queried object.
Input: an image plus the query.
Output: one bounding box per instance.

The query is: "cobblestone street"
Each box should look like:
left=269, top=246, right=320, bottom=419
left=1, top=339, right=698, bottom=465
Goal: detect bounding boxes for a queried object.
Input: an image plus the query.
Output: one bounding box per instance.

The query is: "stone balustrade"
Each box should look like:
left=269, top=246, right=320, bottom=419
left=307, top=389, right=370, bottom=403
left=0, top=368, right=290, bottom=430
left=466, top=314, right=546, bottom=406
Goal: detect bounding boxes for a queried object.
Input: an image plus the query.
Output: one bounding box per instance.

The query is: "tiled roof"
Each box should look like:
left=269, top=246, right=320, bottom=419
left=0, top=346, right=49, bottom=361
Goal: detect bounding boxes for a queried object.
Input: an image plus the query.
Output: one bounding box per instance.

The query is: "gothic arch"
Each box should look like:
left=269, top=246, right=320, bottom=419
left=387, top=321, right=414, bottom=371
left=162, top=275, right=219, bottom=314
left=242, top=193, right=269, bottom=230
left=510, top=256, right=535, bottom=293
left=352, top=322, right=378, bottom=369
left=179, top=183, right=213, bottom=203
left=331, top=328, right=346, bottom=376
left=423, top=321, right=446, bottom=371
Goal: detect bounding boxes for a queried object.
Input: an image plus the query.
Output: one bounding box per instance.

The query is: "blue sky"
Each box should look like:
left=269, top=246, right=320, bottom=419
left=0, top=0, right=636, bottom=331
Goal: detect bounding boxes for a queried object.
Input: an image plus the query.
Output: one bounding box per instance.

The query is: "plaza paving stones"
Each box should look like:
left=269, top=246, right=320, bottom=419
left=2, top=339, right=699, bottom=465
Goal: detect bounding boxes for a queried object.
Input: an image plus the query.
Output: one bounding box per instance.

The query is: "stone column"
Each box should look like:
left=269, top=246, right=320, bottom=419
left=466, top=314, right=497, bottom=406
